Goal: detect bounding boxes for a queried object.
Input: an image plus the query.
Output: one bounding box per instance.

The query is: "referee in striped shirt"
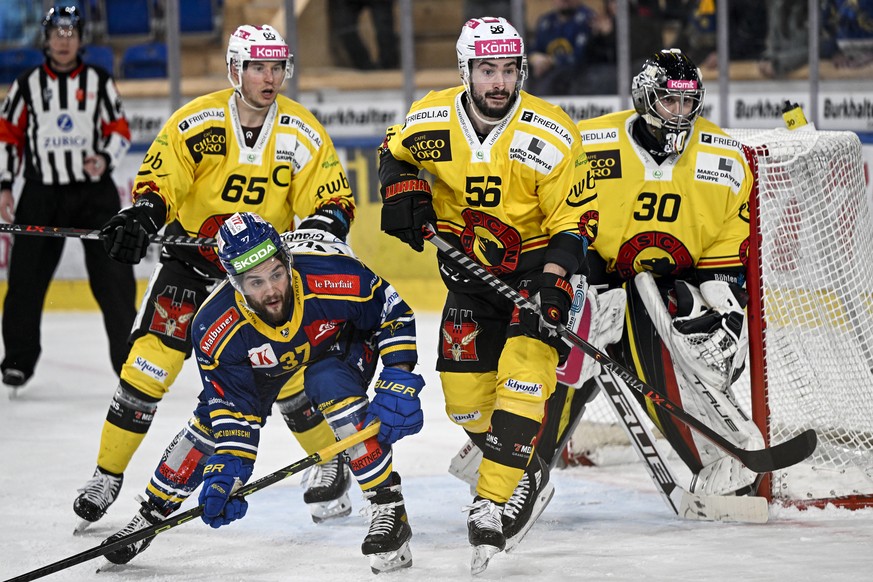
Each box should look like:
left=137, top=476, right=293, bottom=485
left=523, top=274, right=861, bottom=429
left=0, top=5, right=136, bottom=389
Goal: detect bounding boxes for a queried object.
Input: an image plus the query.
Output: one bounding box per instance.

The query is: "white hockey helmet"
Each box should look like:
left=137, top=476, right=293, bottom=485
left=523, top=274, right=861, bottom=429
left=226, top=24, right=294, bottom=91
left=456, top=17, right=527, bottom=95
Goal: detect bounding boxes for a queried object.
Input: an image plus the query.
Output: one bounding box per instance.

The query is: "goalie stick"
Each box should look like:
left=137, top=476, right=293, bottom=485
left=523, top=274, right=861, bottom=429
left=593, top=373, right=768, bottom=523
left=447, top=360, right=769, bottom=522
left=3, top=423, right=379, bottom=582
left=423, top=225, right=817, bottom=474
left=0, top=223, right=217, bottom=248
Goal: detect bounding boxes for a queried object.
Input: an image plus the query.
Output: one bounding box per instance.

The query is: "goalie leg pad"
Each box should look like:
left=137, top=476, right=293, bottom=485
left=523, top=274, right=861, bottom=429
left=448, top=438, right=483, bottom=490
left=557, top=286, right=627, bottom=388
left=634, top=272, right=764, bottom=491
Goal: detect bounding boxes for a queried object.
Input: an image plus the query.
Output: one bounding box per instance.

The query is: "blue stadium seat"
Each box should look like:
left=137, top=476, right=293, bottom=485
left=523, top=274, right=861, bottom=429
left=180, top=0, right=216, bottom=35
left=0, top=47, right=43, bottom=85
left=103, top=0, right=152, bottom=39
left=82, top=44, right=115, bottom=74
left=121, top=42, right=166, bottom=79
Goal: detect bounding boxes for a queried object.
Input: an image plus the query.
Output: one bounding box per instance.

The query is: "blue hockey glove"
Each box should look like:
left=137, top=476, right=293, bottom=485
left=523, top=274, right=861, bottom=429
left=198, top=454, right=254, bottom=529
left=365, top=366, right=425, bottom=444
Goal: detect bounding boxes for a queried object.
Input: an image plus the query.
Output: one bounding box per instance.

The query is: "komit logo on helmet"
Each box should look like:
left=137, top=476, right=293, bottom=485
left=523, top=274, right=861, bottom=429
left=474, top=39, right=521, bottom=57
left=667, top=79, right=698, bottom=90
left=251, top=45, right=288, bottom=59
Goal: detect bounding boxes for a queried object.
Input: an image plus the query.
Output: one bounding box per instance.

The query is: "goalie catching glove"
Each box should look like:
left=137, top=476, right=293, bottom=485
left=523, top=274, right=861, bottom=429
left=671, top=279, right=747, bottom=388
left=198, top=454, right=253, bottom=528
left=365, top=366, right=425, bottom=444
left=518, top=272, right=574, bottom=362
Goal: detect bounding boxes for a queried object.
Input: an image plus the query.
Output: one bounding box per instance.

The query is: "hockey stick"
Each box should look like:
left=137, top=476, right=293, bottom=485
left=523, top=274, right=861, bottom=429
left=0, top=223, right=216, bottom=247
left=422, top=225, right=816, bottom=474
left=3, top=422, right=379, bottom=582
left=593, top=373, right=769, bottom=522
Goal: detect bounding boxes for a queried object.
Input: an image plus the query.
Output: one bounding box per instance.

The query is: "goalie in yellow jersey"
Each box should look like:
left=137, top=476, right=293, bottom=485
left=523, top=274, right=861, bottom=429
left=377, top=16, right=597, bottom=573
left=542, top=49, right=765, bottom=503
left=73, top=24, right=356, bottom=532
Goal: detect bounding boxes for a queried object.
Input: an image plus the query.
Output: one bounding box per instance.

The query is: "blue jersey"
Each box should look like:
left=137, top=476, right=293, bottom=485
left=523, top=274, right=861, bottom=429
left=190, top=245, right=417, bottom=462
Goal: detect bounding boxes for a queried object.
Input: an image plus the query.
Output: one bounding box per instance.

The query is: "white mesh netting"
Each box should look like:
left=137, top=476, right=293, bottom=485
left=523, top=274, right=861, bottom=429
left=565, top=129, right=873, bottom=507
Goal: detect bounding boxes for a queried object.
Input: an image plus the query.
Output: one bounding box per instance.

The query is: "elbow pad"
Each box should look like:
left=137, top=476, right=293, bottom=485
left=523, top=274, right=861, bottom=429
left=544, top=231, right=588, bottom=275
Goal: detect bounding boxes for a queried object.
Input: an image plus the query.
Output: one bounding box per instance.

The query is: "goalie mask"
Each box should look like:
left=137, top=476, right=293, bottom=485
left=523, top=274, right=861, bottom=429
left=226, top=24, right=294, bottom=93
left=456, top=17, right=527, bottom=98
left=217, top=212, right=294, bottom=319
left=632, top=49, right=705, bottom=155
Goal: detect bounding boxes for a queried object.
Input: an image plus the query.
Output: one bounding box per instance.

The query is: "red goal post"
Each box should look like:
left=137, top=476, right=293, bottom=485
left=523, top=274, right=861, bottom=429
left=737, top=128, right=873, bottom=509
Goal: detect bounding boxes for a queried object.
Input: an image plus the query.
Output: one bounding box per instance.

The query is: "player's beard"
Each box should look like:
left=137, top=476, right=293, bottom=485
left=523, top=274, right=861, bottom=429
left=248, top=285, right=292, bottom=327
left=470, top=85, right=516, bottom=120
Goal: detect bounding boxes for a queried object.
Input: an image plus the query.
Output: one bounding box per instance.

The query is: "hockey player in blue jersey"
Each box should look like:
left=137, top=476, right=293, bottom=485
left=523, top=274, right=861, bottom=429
left=100, top=212, right=424, bottom=574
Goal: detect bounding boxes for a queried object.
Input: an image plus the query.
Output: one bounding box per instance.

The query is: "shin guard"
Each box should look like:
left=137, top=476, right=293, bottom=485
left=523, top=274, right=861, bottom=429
left=97, top=383, right=160, bottom=474
left=144, top=418, right=215, bottom=513
left=323, top=397, right=393, bottom=491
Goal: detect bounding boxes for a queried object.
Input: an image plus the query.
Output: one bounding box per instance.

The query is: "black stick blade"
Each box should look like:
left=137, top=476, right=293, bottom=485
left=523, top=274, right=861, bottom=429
left=740, top=429, right=818, bottom=473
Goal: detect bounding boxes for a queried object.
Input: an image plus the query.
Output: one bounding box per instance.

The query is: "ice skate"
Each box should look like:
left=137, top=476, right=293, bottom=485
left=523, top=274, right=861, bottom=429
left=73, top=467, right=123, bottom=534
left=102, top=496, right=164, bottom=565
left=464, top=496, right=505, bottom=575
left=361, top=475, right=413, bottom=574
left=4, top=369, right=28, bottom=399
left=302, top=455, right=352, bottom=523
left=503, top=454, right=555, bottom=552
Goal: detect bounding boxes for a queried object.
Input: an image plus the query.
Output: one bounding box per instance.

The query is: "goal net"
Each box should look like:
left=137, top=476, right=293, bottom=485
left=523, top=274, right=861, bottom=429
left=564, top=128, right=873, bottom=508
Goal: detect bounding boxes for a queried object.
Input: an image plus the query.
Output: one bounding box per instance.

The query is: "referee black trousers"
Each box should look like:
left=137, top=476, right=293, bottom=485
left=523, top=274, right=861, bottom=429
left=1, top=178, right=137, bottom=380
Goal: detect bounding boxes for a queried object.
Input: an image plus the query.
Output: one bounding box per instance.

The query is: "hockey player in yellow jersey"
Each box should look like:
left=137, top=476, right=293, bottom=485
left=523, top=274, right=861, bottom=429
left=542, top=49, right=763, bottom=505
left=377, top=16, right=597, bottom=573
left=74, top=24, right=356, bottom=531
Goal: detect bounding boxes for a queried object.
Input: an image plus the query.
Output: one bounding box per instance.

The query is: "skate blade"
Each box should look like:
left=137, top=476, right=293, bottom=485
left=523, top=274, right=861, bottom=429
left=73, top=518, right=94, bottom=535
left=95, top=559, right=119, bottom=574
left=471, top=544, right=501, bottom=575
left=309, top=493, right=353, bottom=524
left=368, top=542, right=413, bottom=574
left=504, top=481, right=556, bottom=553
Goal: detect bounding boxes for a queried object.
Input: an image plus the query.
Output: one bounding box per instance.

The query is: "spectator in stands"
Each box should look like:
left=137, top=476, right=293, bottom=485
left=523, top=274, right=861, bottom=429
left=528, top=0, right=598, bottom=96
left=758, top=0, right=808, bottom=78
left=330, top=0, right=399, bottom=69
left=0, top=0, right=42, bottom=46
left=0, top=5, right=135, bottom=389
left=822, top=0, right=873, bottom=69
left=529, top=0, right=663, bottom=96
left=463, top=0, right=513, bottom=21
left=672, top=0, right=767, bottom=69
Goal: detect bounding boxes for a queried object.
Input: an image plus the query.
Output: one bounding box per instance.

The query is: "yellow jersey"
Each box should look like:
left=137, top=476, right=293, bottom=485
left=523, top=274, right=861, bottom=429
left=577, top=110, right=752, bottom=283
left=133, top=88, right=353, bottom=275
left=383, top=86, right=597, bottom=283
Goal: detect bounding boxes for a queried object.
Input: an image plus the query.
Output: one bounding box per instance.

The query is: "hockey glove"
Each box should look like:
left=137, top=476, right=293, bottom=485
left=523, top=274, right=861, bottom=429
left=518, top=272, right=574, bottom=362
left=298, top=204, right=353, bottom=241
left=365, top=366, right=425, bottom=445
left=101, top=193, right=165, bottom=264
left=380, top=178, right=436, bottom=252
left=198, top=454, right=254, bottom=529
